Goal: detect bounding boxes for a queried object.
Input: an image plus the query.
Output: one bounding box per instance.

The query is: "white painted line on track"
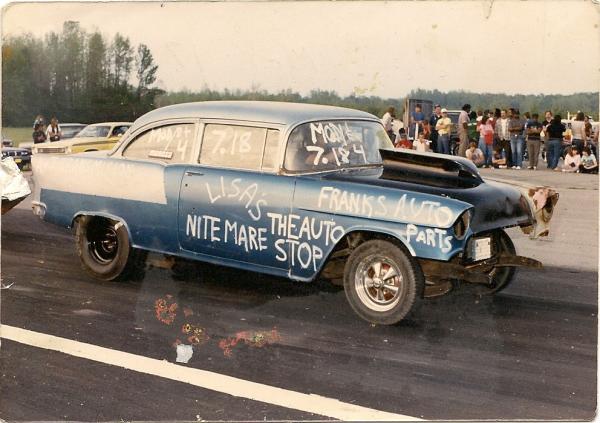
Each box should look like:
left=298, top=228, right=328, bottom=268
left=0, top=325, right=422, bottom=422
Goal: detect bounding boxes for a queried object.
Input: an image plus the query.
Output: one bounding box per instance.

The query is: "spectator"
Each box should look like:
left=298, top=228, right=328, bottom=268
left=412, top=132, right=430, bottom=152
left=492, top=147, right=508, bottom=169
left=33, top=114, right=45, bottom=129
left=541, top=110, right=553, bottom=162
left=435, top=108, right=452, bottom=154
left=561, top=147, right=581, bottom=173
left=495, top=109, right=512, bottom=167
left=579, top=147, right=598, bottom=174
left=46, top=117, right=62, bottom=142
left=570, top=111, right=587, bottom=153
left=457, top=104, right=471, bottom=157
left=465, top=140, right=485, bottom=167
left=584, top=116, right=593, bottom=139
left=508, top=109, right=525, bottom=169
left=429, top=104, right=442, bottom=152
left=394, top=128, right=412, bottom=149
left=526, top=113, right=543, bottom=170
left=409, top=104, right=426, bottom=140
left=32, top=123, right=47, bottom=144
left=477, top=115, right=494, bottom=167
left=381, top=107, right=396, bottom=141
left=546, top=115, right=566, bottom=171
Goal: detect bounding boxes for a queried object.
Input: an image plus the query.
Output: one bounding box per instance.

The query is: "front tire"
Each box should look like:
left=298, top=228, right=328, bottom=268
left=75, top=216, right=145, bottom=281
left=343, top=240, right=424, bottom=325
left=478, top=230, right=517, bottom=295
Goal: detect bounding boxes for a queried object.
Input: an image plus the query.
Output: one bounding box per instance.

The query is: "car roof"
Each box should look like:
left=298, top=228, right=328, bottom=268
left=87, top=122, right=132, bottom=127
left=133, top=101, right=378, bottom=128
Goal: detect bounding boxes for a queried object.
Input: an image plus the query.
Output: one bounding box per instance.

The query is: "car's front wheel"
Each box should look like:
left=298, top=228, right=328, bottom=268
left=75, top=215, right=146, bottom=281
left=478, top=230, right=517, bottom=295
left=343, top=239, right=424, bottom=325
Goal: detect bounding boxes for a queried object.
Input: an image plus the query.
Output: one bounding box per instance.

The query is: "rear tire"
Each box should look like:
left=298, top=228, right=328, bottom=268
left=75, top=216, right=146, bottom=281
left=343, top=240, right=424, bottom=325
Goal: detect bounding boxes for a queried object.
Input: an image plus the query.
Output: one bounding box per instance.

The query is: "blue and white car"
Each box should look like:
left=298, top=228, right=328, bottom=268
left=31, top=101, right=558, bottom=324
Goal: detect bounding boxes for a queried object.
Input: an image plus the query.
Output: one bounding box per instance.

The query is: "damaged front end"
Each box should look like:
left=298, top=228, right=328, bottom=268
left=419, top=185, right=559, bottom=298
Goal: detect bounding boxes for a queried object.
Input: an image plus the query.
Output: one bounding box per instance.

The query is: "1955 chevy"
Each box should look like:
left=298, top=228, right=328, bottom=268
left=31, top=101, right=558, bottom=324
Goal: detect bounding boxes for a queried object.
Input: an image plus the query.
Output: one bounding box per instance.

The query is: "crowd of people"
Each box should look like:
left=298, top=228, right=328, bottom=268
left=382, top=105, right=599, bottom=174
left=32, top=115, right=63, bottom=144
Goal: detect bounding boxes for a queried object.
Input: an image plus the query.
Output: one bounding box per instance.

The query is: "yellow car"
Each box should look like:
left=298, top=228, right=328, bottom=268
left=33, top=122, right=132, bottom=154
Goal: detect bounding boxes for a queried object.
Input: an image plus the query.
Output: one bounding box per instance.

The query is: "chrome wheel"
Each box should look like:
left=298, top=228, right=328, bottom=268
left=355, top=255, right=405, bottom=312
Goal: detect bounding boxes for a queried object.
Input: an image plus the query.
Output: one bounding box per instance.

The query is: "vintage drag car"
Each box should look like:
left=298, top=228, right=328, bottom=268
left=31, top=102, right=558, bottom=324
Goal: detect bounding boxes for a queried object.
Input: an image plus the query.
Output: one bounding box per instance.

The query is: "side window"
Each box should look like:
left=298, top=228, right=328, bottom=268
left=261, top=129, right=280, bottom=171
left=200, top=124, right=269, bottom=170
left=123, top=123, right=195, bottom=163
left=111, top=125, right=130, bottom=137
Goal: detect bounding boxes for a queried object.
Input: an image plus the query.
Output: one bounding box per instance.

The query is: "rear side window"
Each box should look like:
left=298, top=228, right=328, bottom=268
left=123, top=123, right=195, bottom=163
left=200, top=124, right=280, bottom=171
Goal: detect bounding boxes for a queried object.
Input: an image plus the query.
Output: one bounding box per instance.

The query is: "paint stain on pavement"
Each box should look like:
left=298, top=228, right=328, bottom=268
left=155, top=295, right=178, bottom=325
left=218, top=329, right=281, bottom=357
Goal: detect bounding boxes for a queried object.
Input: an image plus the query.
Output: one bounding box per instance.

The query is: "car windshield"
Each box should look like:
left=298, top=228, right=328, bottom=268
left=77, top=125, right=111, bottom=138
left=284, top=120, right=393, bottom=172
left=62, top=126, right=86, bottom=139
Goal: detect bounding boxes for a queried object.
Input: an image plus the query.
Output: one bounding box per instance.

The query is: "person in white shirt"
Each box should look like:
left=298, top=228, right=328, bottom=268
left=412, top=132, right=430, bottom=152
left=457, top=104, right=471, bottom=157
left=381, top=107, right=396, bottom=142
left=570, top=111, right=587, bottom=153
left=495, top=109, right=512, bottom=167
left=45, top=117, right=62, bottom=142
left=466, top=141, right=485, bottom=167
left=561, top=147, right=581, bottom=172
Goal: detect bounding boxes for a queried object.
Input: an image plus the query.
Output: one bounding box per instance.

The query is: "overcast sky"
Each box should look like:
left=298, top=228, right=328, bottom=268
left=2, top=1, right=599, bottom=98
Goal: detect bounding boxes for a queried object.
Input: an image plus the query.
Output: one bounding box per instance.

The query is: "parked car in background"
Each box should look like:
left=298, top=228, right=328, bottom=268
left=20, top=123, right=88, bottom=152
left=32, top=101, right=558, bottom=325
left=60, top=123, right=87, bottom=139
left=32, top=122, right=132, bottom=155
left=2, top=137, right=14, bottom=147
left=2, top=146, right=31, bottom=170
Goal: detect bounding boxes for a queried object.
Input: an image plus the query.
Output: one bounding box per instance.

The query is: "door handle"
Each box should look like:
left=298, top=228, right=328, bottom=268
left=185, top=170, right=204, bottom=176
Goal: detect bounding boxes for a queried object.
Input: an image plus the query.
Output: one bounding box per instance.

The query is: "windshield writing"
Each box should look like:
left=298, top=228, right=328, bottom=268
left=284, top=120, right=392, bottom=172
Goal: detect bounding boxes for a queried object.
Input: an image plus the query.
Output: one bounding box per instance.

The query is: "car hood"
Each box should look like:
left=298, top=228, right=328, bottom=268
left=310, top=149, right=557, bottom=236
left=2, top=147, right=29, bottom=153
left=43, top=136, right=108, bottom=149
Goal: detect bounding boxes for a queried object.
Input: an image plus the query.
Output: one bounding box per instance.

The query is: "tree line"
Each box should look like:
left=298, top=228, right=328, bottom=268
left=2, top=21, right=162, bottom=127
left=157, top=88, right=598, bottom=121
left=2, top=21, right=596, bottom=126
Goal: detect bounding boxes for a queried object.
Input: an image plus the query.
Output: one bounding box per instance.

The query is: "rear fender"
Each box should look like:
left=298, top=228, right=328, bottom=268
left=71, top=211, right=133, bottom=243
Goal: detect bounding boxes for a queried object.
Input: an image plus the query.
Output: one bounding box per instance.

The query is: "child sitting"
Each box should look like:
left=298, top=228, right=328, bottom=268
left=466, top=140, right=485, bottom=167
left=492, top=147, right=507, bottom=168
left=412, top=132, right=430, bottom=152
left=394, top=128, right=413, bottom=149
left=579, top=147, right=598, bottom=174
left=561, top=147, right=581, bottom=173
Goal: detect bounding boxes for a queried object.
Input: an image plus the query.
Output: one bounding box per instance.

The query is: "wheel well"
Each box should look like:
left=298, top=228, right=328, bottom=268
left=319, top=230, right=411, bottom=284
left=72, top=213, right=129, bottom=237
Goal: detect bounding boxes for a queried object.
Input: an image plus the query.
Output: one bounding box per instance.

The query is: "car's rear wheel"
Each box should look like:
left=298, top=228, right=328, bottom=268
left=75, top=215, right=146, bottom=281
left=343, top=240, right=424, bottom=325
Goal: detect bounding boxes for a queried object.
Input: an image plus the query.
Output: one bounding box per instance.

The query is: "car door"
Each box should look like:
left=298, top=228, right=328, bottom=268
left=118, top=120, right=198, bottom=253
left=178, top=122, right=295, bottom=271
